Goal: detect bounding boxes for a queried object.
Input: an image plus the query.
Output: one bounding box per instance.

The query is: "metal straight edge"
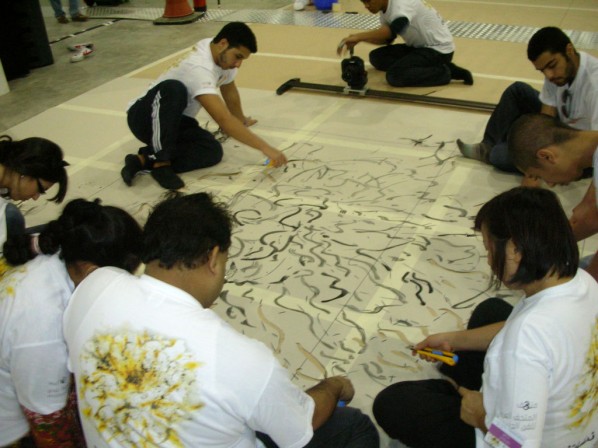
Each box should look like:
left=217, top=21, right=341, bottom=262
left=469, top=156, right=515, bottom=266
left=276, top=78, right=496, bottom=113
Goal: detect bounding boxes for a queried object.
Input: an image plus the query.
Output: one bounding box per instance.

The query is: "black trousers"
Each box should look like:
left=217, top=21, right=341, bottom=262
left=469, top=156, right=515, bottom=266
left=369, top=44, right=453, bottom=87
left=257, top=406, right=379, bottom=448
left=127, top=79, right=223, bottom=173
left=482, top=81, right=542, bottom=172
left=373, top=298, right=513, bottom=448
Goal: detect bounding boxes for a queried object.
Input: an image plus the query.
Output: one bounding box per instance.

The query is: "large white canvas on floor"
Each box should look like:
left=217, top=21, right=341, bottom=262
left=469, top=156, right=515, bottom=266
left=10, top=82, right=594, bottom=448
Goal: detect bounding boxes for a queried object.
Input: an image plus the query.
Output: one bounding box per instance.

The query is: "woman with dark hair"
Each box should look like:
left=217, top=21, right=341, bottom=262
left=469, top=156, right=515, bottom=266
left=373, top=187, right=598, bottom=448
left=0, top=198, right=142, bottom=448
left=0, top=135, right=69, bottom=255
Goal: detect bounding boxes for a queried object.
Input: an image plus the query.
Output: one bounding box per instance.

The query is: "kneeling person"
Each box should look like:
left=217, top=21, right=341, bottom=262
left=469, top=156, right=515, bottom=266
left=123, top=22, right=288, bottom=190
left=337, top=0, right=473, bottom=88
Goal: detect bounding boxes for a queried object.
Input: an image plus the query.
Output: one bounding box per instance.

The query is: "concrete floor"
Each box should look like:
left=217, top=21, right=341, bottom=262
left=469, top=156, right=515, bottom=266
left=0, top=0, right=290, bottom=132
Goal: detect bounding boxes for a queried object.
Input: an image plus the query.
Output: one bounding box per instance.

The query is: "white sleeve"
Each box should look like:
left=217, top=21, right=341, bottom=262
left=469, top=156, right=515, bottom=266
left=390, top=0, right=416, bottom=21
left=10, top=272, right=71, bottom=414
left=12, top=340, right=70, bottom=414
left=538, top=79, right=557, bottom=109
left=247, top=360, right=314, bottom=448
left=483, top=332, right=550, bottom=447
left=188, top=66, right=220, bottom=98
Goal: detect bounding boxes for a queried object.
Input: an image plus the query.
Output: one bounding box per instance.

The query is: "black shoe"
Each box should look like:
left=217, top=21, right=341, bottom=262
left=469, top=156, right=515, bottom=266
left=121, top=154, right=143, bottom=186
left=448, top=63, right=474, bottom=85
left=151, top=166, right=184, bottom=190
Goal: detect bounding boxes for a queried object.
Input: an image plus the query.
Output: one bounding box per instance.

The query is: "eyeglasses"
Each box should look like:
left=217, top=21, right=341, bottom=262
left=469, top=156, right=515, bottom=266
left=36, top=178, right=46, bottom=195
left=561, top=89, right=572, bottom=119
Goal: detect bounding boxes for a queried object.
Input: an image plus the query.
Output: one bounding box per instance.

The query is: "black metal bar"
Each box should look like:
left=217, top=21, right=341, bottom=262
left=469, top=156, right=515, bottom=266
left=276, top=78, right=496, bottom=113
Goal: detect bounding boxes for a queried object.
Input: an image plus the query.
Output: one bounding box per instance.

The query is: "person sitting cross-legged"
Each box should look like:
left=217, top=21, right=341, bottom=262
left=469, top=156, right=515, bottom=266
left=373, top=187, right=598, bottom=448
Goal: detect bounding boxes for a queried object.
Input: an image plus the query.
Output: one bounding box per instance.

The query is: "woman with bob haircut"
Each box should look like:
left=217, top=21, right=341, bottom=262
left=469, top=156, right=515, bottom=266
left=373, top=187, right=598, bottom=448
left=0, top=198, right=142, bottom=448
left=0, top=135, right=69, bottom=256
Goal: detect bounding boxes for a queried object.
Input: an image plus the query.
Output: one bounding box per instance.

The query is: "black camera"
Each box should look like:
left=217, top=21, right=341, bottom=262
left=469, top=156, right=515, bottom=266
left=341, top=51, right=368, bottom=90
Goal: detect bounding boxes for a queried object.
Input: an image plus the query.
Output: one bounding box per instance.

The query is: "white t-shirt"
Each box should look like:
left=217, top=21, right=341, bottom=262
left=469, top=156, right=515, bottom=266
left=380, top=0, right=454, bottom=54
left=130, top=38, right=237, bottom=118
left=476, top=269, right=598, bottom=448
left=64, top=267, right=315, bottom=448
left=540, top=52, right=598, bottom=130
left=0, top=254, right=74, bottom=446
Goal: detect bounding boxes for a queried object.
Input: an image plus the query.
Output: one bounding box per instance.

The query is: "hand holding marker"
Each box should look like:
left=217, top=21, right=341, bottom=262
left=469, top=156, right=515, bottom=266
left=410, top=346, right=459, bottom=366
left=263, top=158, right=277, bottom=167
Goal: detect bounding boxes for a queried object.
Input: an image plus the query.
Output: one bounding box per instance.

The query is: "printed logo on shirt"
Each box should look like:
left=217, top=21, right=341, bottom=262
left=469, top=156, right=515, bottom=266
left=516, top=401, right=537, bottom=411
left=566, top=431, right=595, bottom=448
left=79, top=329, right=204, bottom=447
left=47, top=375, right=70, bottom=399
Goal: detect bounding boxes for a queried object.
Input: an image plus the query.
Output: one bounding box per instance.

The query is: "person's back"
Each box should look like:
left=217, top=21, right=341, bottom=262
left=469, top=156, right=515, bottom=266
left=0, top=254, right=73, bottom=446
left=480, top=268, right=598, bottom=446
left=0, top=198, right=142, bottom=447
left=381, top=0, right=453, bottom=53
left=64, top=266, right=313, bottom=447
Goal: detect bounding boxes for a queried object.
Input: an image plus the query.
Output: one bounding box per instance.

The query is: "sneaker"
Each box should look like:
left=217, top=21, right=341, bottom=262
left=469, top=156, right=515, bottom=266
left=120, top=154, right=143, bottom=186
left=457, top=139, right=490, bottom=164
left=71, top=12, right=89, bottom=22
left=70, top=46, right=94, bottom=63
left=294, top=0, right=308, bottom=10
left=151, top=166, right=184, bottom=190
left=57, top=15, right=69, bottom=23
left=67, top=43, right=94, bottom=51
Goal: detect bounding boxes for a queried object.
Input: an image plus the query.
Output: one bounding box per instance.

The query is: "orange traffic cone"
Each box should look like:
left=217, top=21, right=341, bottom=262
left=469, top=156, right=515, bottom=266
left=194, top=0, right=207, bottom=12
left=153, top=0, right=203, bottom=25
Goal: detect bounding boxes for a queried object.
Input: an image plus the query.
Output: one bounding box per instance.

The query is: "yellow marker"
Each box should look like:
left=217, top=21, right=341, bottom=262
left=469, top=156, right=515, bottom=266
left=410, top=346, right=459, bottom=366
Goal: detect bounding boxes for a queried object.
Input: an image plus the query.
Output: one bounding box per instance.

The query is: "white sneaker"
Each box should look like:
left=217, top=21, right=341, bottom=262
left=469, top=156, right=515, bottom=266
left=67, top=42, right=94, bottom=51
left=70, top=46, right=94, bottom=63
left=294, top=0, right=308, bottom=10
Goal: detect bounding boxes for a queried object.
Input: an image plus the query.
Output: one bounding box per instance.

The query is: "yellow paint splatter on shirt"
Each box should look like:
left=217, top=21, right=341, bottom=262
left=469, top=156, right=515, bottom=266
left=569, top=318, right=598, bottom=428
left=79, top=330, right=203, bottom=447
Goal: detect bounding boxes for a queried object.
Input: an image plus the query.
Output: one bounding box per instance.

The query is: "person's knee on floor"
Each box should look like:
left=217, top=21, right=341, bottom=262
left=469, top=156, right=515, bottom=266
left=386, top=64, right=451, bottom=88
left=304, top=406, right=379, bottom=448
left=368, top=48, right=392, bottom=71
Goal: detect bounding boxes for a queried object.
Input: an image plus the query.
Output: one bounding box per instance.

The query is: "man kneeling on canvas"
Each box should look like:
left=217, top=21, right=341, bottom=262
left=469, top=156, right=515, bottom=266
left=122, top=22, right=288, bottom=190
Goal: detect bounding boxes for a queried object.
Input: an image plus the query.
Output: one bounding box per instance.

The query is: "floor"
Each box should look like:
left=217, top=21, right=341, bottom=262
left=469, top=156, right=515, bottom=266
left=1, top=1, right=597, bottom=446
